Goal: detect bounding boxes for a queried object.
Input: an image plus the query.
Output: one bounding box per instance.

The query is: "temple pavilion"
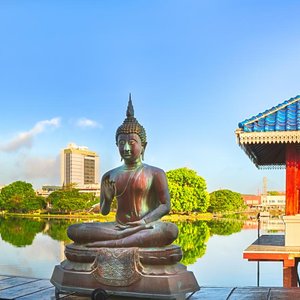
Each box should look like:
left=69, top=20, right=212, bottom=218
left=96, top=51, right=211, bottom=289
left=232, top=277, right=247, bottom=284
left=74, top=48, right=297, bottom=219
left=237, top=95, right=300, bottom=287
left=236, top=95, right=300, bottom=216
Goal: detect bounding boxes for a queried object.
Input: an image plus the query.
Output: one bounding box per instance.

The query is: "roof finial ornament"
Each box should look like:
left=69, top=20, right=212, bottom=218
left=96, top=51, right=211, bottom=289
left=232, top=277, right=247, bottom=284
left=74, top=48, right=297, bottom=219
left=127, top=93, right=134, bottom=118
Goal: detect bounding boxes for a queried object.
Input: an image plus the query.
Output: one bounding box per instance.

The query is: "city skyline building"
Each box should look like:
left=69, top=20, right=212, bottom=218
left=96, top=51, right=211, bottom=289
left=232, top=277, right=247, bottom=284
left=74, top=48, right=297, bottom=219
left=60, top=143, right=100, bottom=192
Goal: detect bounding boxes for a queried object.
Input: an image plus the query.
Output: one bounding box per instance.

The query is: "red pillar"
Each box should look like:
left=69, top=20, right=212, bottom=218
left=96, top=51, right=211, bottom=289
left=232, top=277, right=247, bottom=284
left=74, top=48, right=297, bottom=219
left=283, top=266, right=298, bottom=287
left=286, top=144, right=300, bottom=215
left=283, top=258, right=299, bottom=287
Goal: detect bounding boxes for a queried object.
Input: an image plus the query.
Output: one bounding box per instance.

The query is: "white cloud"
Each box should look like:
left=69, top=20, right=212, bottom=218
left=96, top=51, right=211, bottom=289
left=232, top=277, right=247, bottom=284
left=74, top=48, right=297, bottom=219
left=21, top=155, right=60, bottom=182
left=0, top=154, right=61, bottom=188
left=76, top=117, right=102, bottom=129
left=0, top=117, right=60, bottom=152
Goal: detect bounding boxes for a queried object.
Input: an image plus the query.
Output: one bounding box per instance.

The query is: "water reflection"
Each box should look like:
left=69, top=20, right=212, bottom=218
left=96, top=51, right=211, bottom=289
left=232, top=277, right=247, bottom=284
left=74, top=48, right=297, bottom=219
left=0, top=217, right=46, bottom=247
left=207, top=219, right=244, bottom=236
left=175, top=219, right=244, bottom=265
left=0, top=216, right=285, bottom=286
left=0, top=216, right=244, bottom=266
left=175, top=221, right=210, bottom=265
left=45, top=219, right=74, bottom=242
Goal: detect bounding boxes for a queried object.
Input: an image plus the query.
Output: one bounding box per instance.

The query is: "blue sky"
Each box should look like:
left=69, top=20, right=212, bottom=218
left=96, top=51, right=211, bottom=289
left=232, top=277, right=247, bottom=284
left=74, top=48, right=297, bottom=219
left=1, top=0, right=299, bottom=193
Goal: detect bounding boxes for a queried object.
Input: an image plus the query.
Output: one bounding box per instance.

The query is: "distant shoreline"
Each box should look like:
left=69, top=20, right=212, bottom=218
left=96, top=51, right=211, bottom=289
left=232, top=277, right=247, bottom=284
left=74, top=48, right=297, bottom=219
left=2, top=211, right=214, bottom=221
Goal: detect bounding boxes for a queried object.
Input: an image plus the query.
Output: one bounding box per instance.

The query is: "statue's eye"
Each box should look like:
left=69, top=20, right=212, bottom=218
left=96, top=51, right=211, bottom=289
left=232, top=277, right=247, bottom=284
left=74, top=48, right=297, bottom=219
left=119, top=140, right=125, bottom=145
left=129, top=140, right=136, bottom=145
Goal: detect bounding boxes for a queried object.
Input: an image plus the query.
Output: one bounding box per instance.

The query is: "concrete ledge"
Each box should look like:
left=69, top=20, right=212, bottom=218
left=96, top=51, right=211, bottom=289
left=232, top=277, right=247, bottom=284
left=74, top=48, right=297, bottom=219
left=283, top=214, right=300, bottom=246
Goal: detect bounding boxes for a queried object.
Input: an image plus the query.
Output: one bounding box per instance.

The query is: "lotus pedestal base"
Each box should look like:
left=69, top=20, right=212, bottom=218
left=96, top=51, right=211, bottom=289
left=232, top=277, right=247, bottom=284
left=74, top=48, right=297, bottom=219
left=50, top=244, right=199, bottom=299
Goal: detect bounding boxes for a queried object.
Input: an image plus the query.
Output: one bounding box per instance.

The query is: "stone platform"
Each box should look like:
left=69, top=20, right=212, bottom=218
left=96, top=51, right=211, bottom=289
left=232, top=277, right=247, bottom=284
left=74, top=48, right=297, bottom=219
left=51, top=244, right=199, bottom=299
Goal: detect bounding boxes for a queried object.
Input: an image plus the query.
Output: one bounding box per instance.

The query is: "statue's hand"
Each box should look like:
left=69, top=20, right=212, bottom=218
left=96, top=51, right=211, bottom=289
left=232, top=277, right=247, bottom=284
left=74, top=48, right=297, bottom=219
left=103, top=178, right=115, bottom=200
left=126, top=219, right=146, bottom=227
left=115, top=223, right=131, bottom=230
left=114, top=220, right=152, bottom=232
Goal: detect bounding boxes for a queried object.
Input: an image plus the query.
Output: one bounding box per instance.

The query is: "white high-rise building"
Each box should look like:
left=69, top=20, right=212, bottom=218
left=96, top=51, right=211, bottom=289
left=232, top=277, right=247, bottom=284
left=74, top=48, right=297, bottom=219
left=60, top=143, right=100, bottom=191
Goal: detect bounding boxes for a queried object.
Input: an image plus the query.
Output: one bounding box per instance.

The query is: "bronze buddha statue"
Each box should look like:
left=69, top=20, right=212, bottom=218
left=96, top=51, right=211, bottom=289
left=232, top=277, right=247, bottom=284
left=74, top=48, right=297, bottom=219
left=51, top=96, right=199, bottom=299
left=67, top=96, right=178, bottom=247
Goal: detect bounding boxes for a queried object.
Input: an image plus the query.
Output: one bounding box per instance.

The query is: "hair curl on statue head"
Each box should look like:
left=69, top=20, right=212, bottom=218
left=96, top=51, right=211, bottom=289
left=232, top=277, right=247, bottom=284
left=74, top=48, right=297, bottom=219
left=115, top=95, right=147, bottom=147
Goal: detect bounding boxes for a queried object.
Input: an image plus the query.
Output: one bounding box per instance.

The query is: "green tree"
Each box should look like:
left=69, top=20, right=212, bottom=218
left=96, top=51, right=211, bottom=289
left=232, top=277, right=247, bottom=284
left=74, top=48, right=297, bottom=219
left=166, top=168, right=210, bottom=213
left=0, top=181, right=46, bottom=213
left=208, top=189, right=246, bottom=213
left=48, top=188, right=98, bottom=213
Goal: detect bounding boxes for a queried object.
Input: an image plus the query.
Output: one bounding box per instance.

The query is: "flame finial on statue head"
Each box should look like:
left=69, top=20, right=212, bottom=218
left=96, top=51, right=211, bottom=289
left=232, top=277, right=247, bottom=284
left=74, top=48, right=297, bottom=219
left=126, top=93, right=134, bottom=118
left=116, top=94, right=147, bottom=147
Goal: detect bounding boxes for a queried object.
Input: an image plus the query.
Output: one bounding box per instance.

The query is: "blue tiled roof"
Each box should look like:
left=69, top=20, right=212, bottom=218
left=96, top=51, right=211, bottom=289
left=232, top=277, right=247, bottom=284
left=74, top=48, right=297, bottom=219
left=238, top=95, right=300, bottom=132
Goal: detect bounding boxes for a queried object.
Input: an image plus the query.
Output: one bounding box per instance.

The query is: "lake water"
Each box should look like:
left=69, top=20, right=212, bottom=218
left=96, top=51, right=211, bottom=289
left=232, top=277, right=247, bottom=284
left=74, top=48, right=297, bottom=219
left=0, top=216, right=287, bottom=287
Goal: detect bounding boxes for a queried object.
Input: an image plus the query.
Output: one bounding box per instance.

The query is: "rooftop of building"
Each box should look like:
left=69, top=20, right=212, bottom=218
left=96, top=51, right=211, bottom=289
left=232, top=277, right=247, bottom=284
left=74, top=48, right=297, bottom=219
left=238, top=95, right=300, bottom=132
left=236, top=95, right=300, bottom=168
left=63, top=143, right=99, bottom=156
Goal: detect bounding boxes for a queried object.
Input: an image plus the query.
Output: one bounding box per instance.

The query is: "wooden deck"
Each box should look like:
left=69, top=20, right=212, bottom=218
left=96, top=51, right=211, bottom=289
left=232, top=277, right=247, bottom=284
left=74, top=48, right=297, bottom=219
left=243, top=234, right=300, bottom=264
left=243, top=234, right=300, bottom=287
left=1, top=275, right=300, bottom=299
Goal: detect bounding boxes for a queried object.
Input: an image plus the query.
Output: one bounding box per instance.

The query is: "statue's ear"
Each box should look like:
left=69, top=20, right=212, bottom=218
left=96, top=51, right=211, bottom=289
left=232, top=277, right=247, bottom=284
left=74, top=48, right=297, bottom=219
left=142, top=142, right=147, bottom=160
left=143, top=142, right=147, bottom=151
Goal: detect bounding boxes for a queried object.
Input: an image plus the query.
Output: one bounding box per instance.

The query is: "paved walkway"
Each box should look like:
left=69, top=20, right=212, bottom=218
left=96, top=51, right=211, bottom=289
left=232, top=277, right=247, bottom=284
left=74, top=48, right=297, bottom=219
left=1, top=275, right=300, bottom=299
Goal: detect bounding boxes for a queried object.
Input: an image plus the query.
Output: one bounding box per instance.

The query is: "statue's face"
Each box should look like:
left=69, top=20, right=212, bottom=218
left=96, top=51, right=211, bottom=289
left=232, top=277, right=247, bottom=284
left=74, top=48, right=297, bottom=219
left=117, top=133, right=143, bottom=164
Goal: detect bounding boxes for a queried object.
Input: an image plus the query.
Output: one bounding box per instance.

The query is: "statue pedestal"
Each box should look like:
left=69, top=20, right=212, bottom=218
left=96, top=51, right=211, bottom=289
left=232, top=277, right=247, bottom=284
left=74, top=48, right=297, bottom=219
left=50, top=244, right=199, bottom=299
left=283, top=214, right=300, bottom=246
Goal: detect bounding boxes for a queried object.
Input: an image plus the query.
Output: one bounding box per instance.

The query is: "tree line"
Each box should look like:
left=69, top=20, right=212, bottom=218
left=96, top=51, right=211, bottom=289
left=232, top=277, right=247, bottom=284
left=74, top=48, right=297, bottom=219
left=0, top=181, right=98, bottom=213
left=166, top=168, right=246, bottom=214
left=0, top=167, right=246, bottom=214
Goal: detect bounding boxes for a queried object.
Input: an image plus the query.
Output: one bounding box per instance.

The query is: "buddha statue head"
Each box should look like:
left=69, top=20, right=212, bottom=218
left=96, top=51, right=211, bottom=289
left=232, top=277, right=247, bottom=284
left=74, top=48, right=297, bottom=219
left=116, top=95, right=147, bottom=162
